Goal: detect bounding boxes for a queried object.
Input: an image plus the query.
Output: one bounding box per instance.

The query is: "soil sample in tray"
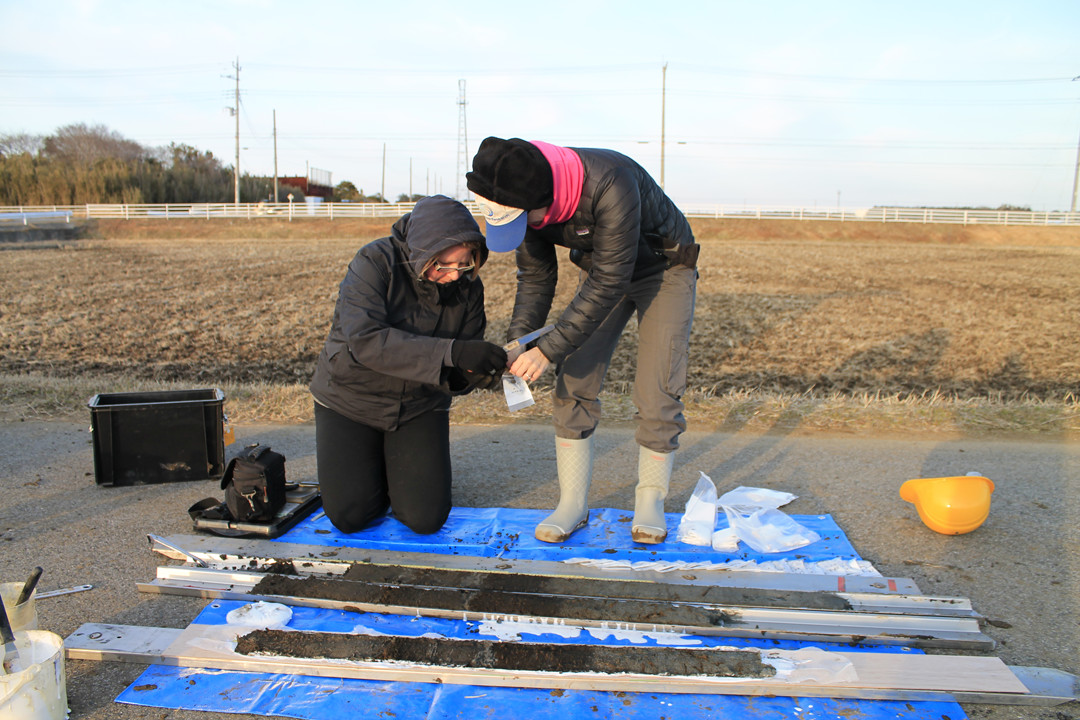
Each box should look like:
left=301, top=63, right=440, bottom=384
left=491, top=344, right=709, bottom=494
left=251, top=573, right=731, bottom=628
left=234, top=629, right=776, bottom=678
left=336, top=561, right=853, bottom=611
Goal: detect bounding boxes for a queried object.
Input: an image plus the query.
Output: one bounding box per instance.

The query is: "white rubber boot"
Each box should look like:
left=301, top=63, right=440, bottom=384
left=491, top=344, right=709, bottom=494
left=632, top=445, right=673, bottom=544
left=535, top=436, right=593, bottom=543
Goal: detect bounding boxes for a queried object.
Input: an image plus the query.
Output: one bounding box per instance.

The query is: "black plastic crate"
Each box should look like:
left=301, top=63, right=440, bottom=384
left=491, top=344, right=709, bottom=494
left=88, top=389, right=226, bottom=486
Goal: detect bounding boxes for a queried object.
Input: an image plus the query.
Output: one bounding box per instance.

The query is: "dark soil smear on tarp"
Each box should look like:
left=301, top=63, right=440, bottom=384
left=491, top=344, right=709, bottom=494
left=252, top=573, right=732, bottom=628
left=336, top=562, right=852, bottom=611
left=234, top=629, right=775, bottom=678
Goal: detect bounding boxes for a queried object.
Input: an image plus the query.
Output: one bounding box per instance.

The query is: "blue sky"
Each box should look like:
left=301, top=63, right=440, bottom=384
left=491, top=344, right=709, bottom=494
left=3, top=0, right=1079, bottom=209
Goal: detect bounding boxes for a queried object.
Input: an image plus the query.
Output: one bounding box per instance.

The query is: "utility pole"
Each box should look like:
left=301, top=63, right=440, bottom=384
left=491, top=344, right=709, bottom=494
left=456, top=79, right=469, bottom=200
left=409, top=157, right=413, bottom=200
left=660, top=62, right=667, bottom=190
left=1072, top=76, right=1080, bottom=213
left=1072, top=129, right=1080, bottom=213
left=272, top=110, right=279, bottom=203
left=381, top=143, right=386, bottom=202
left=233, top=57, right=240, bottom=205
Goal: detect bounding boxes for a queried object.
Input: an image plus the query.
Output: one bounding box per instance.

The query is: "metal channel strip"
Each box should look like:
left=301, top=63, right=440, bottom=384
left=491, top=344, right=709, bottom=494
left=149, top=533, right=925, bottom=596
left=138, top=566, right=993, bottom=650
left=144, top=563, right=972, bottom=618
left=63, top=622, right=1080, bottom=706
left=147, top=534, right=975, bottom=618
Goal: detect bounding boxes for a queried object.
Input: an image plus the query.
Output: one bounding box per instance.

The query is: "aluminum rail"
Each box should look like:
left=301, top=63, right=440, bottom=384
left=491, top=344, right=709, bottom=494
left=64, top=622, right=1079, bottom=706
left=138, top=566, right=992, bottom=649
left=149, top=533, right=924, bottom=596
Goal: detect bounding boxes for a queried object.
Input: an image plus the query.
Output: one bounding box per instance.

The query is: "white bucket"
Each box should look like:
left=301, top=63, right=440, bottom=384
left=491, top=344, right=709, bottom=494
left=0, top=630, right=68, bottom=720
left=0, top=583, right=37, bottom=632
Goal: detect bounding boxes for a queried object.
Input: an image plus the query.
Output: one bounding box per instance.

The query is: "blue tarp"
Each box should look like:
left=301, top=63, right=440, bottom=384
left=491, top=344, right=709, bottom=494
left=275, top=506, right=859, bottom=563
left=118, top=508, right=967, bottom=719
left=120, top=661, right=960, bottom=720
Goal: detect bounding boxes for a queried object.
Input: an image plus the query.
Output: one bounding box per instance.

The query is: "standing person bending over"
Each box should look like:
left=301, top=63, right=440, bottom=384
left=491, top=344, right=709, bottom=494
left=310, top=195, right=506, bottom=535
left=467, top=137, right=698, bottom=544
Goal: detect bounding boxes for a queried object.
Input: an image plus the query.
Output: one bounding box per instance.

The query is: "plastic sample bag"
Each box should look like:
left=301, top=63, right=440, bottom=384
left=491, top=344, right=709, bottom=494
left=676, top=472, right=717, bottom=546
left=722, top=505, right=821, bottom=554
left=717, top=486, right=798, bottom=513
left=710, top=526, right=740, bottom=552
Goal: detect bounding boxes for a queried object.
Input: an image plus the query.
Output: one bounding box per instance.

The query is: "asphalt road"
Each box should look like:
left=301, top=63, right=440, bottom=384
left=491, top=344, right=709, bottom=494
left=1, top=419, right=1077, bottom=720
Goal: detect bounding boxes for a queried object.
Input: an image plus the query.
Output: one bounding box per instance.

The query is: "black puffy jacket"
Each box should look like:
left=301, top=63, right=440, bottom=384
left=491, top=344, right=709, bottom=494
left=310, top=195, right=489, bottom=431
left=507, top=148, right=695, bottom=364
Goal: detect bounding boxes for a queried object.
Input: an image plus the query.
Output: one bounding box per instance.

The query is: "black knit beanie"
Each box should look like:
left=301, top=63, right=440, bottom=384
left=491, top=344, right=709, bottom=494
left=466, top=137, right=554, bottom=210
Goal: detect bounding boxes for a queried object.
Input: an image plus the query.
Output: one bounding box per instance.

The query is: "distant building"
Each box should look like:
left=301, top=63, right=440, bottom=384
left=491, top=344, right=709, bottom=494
left=281, top=167, right=333, bottom=199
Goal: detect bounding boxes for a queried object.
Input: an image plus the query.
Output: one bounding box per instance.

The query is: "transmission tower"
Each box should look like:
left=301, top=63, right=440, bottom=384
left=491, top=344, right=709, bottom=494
left=456, top=79, right=469, bottom=201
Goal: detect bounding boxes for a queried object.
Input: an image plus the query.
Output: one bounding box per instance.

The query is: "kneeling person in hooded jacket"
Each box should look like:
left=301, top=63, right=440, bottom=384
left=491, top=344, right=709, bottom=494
left=309, top=195, right=506, bottom=534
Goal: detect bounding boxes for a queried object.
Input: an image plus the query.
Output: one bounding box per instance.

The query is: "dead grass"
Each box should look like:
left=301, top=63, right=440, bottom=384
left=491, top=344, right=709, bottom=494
left=2, top=218, right=1078, bottom=438
left=6, top=373, right=1075, bottom=441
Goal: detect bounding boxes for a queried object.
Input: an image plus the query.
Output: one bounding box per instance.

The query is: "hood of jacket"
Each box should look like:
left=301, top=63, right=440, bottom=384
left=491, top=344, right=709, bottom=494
left=391, top=194, right=488, bottom=279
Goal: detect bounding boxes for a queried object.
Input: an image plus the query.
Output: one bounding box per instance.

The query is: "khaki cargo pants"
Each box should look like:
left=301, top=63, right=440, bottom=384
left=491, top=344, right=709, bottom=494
left=553, top=263, right=697, bottom=453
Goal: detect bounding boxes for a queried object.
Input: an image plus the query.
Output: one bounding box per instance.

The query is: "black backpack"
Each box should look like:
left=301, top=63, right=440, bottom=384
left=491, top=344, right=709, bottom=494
left=221, top=444, right=288, bottom=522
left=188, top=443, right=289, bottom=529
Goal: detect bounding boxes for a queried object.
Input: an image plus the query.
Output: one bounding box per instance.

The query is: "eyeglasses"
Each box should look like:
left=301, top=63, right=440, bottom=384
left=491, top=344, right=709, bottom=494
left=430, top=262, right=476, bottom=275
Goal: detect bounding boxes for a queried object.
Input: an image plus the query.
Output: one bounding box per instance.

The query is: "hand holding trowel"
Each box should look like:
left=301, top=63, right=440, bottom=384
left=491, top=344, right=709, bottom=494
left=502, top=324, right=555, bottom=359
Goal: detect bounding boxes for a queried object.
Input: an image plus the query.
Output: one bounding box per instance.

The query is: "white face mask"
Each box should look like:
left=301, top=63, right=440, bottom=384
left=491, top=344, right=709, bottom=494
left=474, top=195, right=524, bottom=227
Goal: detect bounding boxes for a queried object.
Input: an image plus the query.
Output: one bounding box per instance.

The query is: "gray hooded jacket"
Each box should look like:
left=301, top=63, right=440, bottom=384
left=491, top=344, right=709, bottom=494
left=309, top=195, right=489, bottom=431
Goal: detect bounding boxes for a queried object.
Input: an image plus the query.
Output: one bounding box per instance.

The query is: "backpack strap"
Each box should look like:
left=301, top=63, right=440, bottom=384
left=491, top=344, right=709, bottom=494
left=188, top=497, right=229, bottom=521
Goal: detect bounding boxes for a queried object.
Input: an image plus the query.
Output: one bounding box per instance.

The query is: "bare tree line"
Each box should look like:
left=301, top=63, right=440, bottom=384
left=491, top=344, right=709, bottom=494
left=0, top=123, right=290, bottom=205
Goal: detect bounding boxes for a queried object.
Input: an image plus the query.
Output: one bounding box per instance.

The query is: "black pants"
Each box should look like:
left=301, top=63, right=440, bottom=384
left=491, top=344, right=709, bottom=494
left=314, top=403, right=452, bottom=534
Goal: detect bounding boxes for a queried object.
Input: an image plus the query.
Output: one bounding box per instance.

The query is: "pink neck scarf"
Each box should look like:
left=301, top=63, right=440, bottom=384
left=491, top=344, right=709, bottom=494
left=529, top=141, right=584, bottom=228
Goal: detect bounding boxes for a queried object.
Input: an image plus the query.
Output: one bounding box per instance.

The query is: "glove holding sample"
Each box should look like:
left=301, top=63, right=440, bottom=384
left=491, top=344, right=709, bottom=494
left=451, top=340, right=508, bottom=377
left=467, top=372, right=504, bottom=391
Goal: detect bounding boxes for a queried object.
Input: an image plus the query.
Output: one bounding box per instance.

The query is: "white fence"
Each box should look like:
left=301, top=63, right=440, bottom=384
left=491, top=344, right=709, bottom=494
left=2, top=202, right=1079, bottom=227
left=677, top=204, right=1080, bottom=226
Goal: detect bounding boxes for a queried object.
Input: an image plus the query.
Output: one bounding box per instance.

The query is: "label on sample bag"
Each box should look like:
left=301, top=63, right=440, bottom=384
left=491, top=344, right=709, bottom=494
left=502, top=374, right=535, bottom=412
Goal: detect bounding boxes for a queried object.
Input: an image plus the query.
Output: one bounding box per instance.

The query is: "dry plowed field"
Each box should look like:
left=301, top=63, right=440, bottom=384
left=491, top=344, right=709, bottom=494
left=1, top=218, right=1078, bottom=402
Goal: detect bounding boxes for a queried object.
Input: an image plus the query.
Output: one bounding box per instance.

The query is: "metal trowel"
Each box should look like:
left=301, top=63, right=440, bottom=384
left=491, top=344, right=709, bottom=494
left=502, top=324, right=555, bottom=353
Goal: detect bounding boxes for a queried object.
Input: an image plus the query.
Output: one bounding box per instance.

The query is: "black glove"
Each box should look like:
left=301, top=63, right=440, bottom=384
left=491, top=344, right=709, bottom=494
left=467, top=372, right=503, bottom=391
left=451, top=340, right=507, bottom=376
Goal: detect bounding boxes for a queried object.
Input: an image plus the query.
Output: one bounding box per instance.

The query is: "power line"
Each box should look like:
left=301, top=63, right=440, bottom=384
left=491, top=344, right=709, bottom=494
left=1, top=93, right=225, bottom=106
left=8, top=60, right=1068, bottom=86
left=0, top=63, right=223, bottom=79
left=666, top=90, right=1078, bottom=107
left=673, top=63, right=1073, bottom=85
left=8, top=85, right=1072, bottom=110
left=242, top=61, right=658, bottom=76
